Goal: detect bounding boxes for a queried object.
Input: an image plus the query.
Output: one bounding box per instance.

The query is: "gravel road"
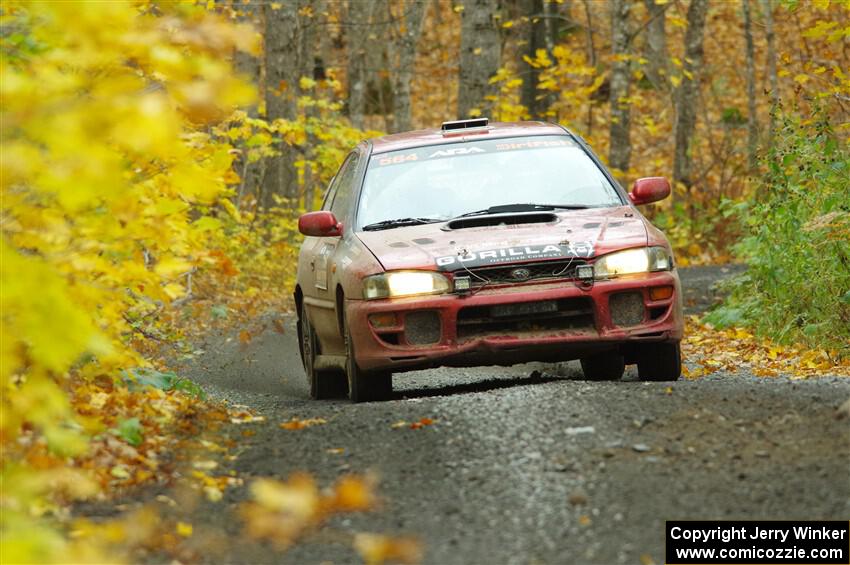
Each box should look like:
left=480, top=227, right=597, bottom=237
left=172, top=265, right=849, bottom=564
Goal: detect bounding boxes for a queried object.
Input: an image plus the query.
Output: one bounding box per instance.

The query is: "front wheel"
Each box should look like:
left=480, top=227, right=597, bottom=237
left=580, top=351, right=625, bottom=381
left=343, top=310, right=392, bottom=403
left=637, top=342, right=682, bottom=381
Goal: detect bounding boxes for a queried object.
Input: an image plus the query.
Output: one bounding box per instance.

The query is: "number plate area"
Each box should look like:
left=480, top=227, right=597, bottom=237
left=491, top=300, right=558, bottom=318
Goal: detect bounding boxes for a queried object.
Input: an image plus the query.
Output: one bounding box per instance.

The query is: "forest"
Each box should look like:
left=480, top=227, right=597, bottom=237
left=1, top=0, right=848, bottom=562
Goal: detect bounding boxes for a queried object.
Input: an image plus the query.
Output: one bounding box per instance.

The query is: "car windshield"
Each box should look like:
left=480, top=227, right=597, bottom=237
left=357, top=135, right=622, bottom=228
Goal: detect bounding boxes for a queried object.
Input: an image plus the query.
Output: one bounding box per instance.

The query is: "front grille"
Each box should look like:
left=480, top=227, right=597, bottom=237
left=404, top=310, right=441, bottom=345
left=610, top=292, right=645, bottom=327
left=456, top=297, right=595, bottom=341
left=458, top=259, right=589, bottom=288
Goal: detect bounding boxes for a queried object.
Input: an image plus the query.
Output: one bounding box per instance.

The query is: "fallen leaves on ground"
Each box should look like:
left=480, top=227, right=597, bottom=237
left=230, top=410, right=267, bottom=424
left=354, top=533, right=423, bottom=565
left=241, top=473, right=388, bottom=551
left=280, top=417, right=327, bottom=430
left=683, top=316, right=850, bottom=379
left=391, top=418, right=436, bottom=430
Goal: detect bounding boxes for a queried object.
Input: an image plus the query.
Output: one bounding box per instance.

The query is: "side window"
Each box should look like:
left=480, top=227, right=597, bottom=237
left=320, top=176, right=337, bottom=211
left=329, top=151, right=361, bottom=219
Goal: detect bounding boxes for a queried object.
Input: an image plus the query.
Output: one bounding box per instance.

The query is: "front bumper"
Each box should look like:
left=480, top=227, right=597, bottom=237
left=347, top=271, right=684, bottom=372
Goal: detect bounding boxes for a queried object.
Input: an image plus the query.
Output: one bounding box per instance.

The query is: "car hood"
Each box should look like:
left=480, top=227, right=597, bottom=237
left=356, top=206, right=648, bottom=272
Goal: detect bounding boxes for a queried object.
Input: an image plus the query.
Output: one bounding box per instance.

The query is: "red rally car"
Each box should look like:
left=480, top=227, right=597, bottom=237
left=295, top=118, right=684, bottom=402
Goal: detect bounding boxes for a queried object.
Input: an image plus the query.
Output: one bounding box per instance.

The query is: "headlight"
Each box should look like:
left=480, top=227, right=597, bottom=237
left=363, top=271, right=450, bottom=300
left=593, top=247, right=671, bottom=279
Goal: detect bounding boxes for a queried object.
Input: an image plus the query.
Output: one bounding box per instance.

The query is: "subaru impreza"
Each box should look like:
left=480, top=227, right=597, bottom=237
left=295, top=118, right=683, bottom=402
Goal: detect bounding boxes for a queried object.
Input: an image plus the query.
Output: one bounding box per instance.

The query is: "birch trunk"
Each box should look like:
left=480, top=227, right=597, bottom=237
left=743, top=0, right=759, bottom=170
left=582, top=0, right=596, bottom=136
left=457, top=0, right=501, bottom=118
left=761, top=0, right=779, bottom=147
left=672, top=0, right=708, bottom=192
left=608, top=0, right=633, bottom=176
left=346, top=0, right=377, bottom=128
left=263, top=1, right=301, bottom=207
left=642, top=0, right=668, bottom=91
left=393, top=1, right=429, bottom=132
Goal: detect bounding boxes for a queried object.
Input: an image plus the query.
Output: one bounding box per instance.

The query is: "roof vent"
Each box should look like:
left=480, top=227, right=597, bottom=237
left=441, top=117, right=489, bottom=132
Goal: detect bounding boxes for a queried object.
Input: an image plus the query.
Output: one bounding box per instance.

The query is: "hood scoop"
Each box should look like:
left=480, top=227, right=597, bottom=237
left=445, top=212, right=558, bottom=231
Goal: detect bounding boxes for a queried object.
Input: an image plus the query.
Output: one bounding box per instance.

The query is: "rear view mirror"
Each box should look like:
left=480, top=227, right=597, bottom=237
left=298, top=211, right=342, bottom=237
left=629, top=177, right=671, bottom=206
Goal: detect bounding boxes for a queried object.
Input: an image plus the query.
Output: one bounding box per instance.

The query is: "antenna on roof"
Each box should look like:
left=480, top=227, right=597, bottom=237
left=441, top=117, right=489, bottom=132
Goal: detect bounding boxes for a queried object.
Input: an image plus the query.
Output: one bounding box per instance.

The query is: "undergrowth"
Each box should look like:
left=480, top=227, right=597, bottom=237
left=705, top=110, right=850, bottom=356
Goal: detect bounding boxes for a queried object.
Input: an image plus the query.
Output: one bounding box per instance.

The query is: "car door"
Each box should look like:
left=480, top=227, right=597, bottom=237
left=303, top=150, right=362, bottom=353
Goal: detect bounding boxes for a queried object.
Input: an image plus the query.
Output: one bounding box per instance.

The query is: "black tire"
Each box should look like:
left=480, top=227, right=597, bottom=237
left=343, top=310, right=392, bottom=403
left=637, top=342, right=682, bottom=381
left=580, top=351, right=625, bottom=381
left=300, top=304, right=347, bottom=399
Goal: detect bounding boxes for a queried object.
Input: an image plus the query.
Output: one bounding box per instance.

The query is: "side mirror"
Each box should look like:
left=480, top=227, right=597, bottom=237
left=298, top=211, right=342, bottom=237
left=629, top=177, right=671, bottom=206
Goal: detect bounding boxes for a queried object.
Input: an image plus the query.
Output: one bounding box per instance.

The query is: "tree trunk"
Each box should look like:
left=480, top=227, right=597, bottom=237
left=642, top=0, right=668, bottom=91
left=393, top=0, right=429, bottom=132
left=542, top=0, right=569, bottom=53
left=457, top=0, right=501, bottom=118
left=263, top=1, right=302, bottom=208
left=231, top=0, right=262, bottom=206
left=366, top=4, right=392, bottom=130
left=234, top=0, right=262, bottom=116
left=520, top=0, right=546, bottom=119
left=743, top=0, right=758, bottom=170
left=608, top=0, right=633, bottom=176
left=582, top=0, right=596, bottom=137
left=299, top=1, right=319, bottom=83
left=301, top=1, right=325, bottom=211
left=346, top=0, right=377, bottom=129
left=761, top=0, right=779, bottom=148
left=672, top=0, right=708, bottom=191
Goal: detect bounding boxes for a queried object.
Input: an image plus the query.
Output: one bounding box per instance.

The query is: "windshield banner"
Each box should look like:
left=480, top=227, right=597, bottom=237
left=436, top=242, right=594, bottom=270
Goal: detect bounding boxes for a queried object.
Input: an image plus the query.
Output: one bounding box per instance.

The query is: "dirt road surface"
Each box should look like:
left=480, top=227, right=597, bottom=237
left=164, top=265, right=850, bottom=564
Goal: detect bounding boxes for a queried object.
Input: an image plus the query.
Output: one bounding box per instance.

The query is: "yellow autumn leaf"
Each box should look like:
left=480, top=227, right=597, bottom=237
left=250, top=475, right=320, bottom=517
left=155, top=257, right=193, bottom=278
left=163, top=282, right=187, bottom=300
left=354, top=533, right=422, bottom=565
left=299, top=77, right=317, bottom=90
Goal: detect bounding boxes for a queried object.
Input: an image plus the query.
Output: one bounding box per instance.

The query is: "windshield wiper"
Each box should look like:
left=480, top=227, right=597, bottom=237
left=361, top=217, right=444, bottom=231
left=453, top=203, right=590, bottom=219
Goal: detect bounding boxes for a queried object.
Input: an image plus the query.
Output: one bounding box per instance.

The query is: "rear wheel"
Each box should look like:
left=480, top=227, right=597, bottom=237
left=300, top=304, right=347, bottom=399
left=343, top=310, right=392, bottom=403
left=580, top=351, right=625, bottom=381
left=637, top=342, right=682, bottom=381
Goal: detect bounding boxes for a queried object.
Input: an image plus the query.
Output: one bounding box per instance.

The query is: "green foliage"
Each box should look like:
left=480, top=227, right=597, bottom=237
left=705, top=111, right=850, bottom=355
left=114, top=418, right=143, bottom=447
left=122, top=368, right=206, bottom=400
